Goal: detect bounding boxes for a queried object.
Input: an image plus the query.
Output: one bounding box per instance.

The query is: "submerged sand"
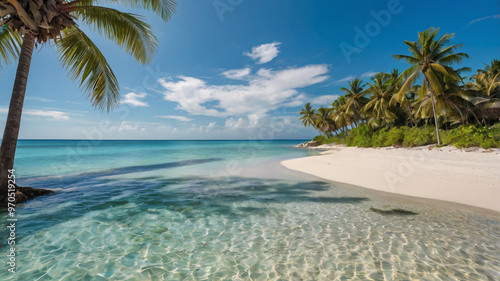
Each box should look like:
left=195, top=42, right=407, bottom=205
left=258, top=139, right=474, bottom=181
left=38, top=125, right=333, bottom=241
left=282, top=145, right=500, bottom=213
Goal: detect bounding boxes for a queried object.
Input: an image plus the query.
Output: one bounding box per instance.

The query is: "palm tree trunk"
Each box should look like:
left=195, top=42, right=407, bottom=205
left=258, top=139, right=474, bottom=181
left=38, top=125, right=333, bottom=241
left=406, top=102, right=415, bottom=127
left=425, top=77, right=442, bottom=145
left=0, top=34, right=35, bottom=196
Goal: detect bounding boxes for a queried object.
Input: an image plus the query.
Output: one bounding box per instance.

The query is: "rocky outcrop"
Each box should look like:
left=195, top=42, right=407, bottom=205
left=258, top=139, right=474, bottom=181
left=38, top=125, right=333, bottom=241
left=294, top=141, right=321, bottom=148
left=0, top=185, right=53, bottom=207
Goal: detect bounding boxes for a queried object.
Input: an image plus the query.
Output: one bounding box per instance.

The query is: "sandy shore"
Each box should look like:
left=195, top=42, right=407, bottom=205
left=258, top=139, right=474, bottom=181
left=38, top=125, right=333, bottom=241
left=282, top=144, right=500, bottom=213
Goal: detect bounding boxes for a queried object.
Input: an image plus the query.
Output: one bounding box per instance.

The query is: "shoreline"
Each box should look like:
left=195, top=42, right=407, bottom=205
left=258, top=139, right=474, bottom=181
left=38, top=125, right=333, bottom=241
left=282, top=144, right=500, bottom=214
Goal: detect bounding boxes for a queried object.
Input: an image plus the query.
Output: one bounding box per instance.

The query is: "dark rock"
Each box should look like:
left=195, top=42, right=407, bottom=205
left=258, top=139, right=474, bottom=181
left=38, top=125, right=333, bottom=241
left=0, top=185, right=53, bottom=207
left=369, top=207, right=418, bottom=216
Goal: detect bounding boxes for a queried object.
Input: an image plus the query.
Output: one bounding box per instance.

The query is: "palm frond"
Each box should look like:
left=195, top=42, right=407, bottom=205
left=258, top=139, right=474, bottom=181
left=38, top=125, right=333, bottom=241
left=392, top=54, right=421, bottom=65
left=75, top=6, right=158, bottom=64
left=395, top=66, right=420, bottom=102
left=69, top=0, right=177, bottom=22
left=424, top=68, right=444, bottom=96
left=56, top=27, right=119, bottom=111
left=436, top=52, right=469, bottom=66
left=0, top=25, right=22, bottom=69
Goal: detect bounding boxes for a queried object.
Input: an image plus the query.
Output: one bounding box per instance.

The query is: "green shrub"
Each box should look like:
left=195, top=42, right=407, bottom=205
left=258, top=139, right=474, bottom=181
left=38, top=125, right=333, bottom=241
left=443, top=125, right=497, bottom=148
left=347, top=125, right=374, bottom=147
left=491, top=123, right=500, bottom=142
left=312, top=135, right=346, bottom=145
left=313, top=135, right=326, bottom=143
left=384, top=126, right=409, bottom=146
left=324, top=136, right=346, bottom=145
left=403, top=126, right=436, bottom=147
left=371, top=128, right=388, bottom=147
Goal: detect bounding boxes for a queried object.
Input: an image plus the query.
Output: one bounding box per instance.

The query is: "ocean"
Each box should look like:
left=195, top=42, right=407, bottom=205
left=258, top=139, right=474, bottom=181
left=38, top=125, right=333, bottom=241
left=1, top=140, right=499, bottom=280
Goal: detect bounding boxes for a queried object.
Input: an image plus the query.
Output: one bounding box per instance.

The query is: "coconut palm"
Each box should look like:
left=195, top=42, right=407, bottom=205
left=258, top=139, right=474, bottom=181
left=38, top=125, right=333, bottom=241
left=393, top=27, right=469, bottom=144
left=0, top=0, right=177, bottom=200
left=342, top=78, right=368, bottom=126
left=299, top=102, right=316, bottom=127
left=362, top=73, right=397, bottom=126
left=315, top=107, right=336, bottom=137
left=414, top=79, right=473, bottom=126
left=330, top=96, right=351, bottom=135
left=465, top=60, right=500, bottom=123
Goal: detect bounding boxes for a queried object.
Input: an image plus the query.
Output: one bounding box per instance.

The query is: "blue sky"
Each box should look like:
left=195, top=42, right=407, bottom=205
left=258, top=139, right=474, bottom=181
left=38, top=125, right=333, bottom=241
left=1, top=0, right=499, bottom=140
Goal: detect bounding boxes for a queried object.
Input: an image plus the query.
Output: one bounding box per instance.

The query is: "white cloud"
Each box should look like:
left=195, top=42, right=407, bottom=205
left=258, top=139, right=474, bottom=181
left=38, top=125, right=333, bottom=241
left=361, top=71, right=377, bottom=78
left=223, top=114, right=301, bottom=136
left=120, top=92, right=149, bottom=107
left=335, top=75, right=355, bottom=83
left=118, top=121, right=138, bottom=131
left=156, top=115, right=193, bottom=122
left=222, top=68, right=251, bottom=80
left=244, top=42, right=281, bottom=64
left=0, top=108, right=70, bottom=120
left=27, top=110, right=70, bottom=120
left=159, top=64, right=329, bottom=117
left=310, top=95, right=339, bottom=105
left=26, top=97, right=54, bottom=102
left=225, top=117, right=248, bottom=129
left=469, top=14, right=500, bottom=25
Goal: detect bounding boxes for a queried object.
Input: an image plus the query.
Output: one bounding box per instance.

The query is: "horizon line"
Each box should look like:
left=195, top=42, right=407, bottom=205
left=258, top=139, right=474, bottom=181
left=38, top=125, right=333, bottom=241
left=14, top=138, right=310, bottom=141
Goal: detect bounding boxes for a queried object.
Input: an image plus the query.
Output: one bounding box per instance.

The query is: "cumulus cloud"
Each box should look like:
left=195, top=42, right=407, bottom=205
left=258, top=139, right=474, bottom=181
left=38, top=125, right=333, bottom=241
left=225, top=117, right=248, bottom=129
left=159, top=64, right=329, bottom=117
left=120, top=92, right=149, bottom=107
left=223, top=114, right=301, bottom=136
left=118, top=121, right=138, bottom=131
left=156, top=115, right=193, bottom=122
left=222, top=68, right=251, bottom=80
left=244, top=42, right=281, bottom=64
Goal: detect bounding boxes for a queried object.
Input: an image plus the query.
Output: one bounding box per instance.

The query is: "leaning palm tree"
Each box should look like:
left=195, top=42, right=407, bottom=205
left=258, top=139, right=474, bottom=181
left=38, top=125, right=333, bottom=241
left=393, top=27, right=469, bottom=145
left=0, top=0, right=177, bottom=202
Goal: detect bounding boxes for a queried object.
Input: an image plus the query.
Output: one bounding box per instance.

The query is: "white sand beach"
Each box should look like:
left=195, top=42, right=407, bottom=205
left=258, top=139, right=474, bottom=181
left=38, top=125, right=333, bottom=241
left=282, top=145, right=500, bottom=213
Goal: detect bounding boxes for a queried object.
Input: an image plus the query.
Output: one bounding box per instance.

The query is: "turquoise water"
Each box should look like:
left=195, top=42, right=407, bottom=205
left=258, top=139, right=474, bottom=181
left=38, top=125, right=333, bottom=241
left=1, top=140, right=500, bottom=280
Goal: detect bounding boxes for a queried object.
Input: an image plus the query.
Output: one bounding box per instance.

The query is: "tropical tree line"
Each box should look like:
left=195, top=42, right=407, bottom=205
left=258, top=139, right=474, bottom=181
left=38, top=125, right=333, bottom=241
left=300, top=28, right=499, bottom=145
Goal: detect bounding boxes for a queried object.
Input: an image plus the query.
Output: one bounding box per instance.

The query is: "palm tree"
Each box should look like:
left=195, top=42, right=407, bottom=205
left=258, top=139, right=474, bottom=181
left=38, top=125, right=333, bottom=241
left=315, top=107, right=336, bottom=137
left=393, top=27, right=469, bottom=145
left=342, top=78, right=368, bottom=126
left=465, top=60, right=500, bottom=123
left=362, top=73, right=397, bottom=126
left=299, top=102, right=316, bottom=127
left=330, top=96, right=350, bottom=135
left=0, top=0, right=177, bottom=201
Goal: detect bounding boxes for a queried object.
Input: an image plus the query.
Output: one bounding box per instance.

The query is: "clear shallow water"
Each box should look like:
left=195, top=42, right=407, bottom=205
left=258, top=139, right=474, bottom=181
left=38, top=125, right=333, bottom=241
left=1, top=140, right=500, bottom=280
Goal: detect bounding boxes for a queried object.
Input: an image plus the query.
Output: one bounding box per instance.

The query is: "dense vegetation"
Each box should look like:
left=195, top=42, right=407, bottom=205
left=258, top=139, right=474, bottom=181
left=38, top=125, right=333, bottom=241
left=300, top=28, right=499, bottom=149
